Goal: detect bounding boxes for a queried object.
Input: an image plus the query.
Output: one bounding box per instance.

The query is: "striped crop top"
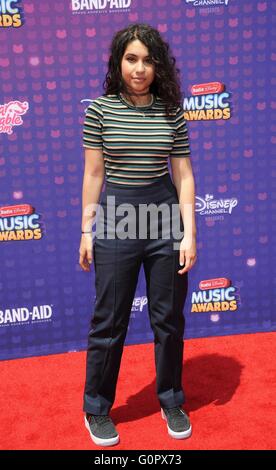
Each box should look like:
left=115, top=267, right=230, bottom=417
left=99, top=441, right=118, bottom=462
left=82, top=93, right=191, bottom=186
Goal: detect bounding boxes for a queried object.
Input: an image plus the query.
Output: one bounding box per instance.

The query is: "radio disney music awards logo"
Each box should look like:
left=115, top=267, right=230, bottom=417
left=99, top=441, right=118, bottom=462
left=0, top=0, right=24, bottom=28
left=191, top=277, right=239, bottom=319
left=183, top=82, right=231, bottom=121
left=0, top=204, right=44, bottom=242
left=0, top=305, right=53, bottom=327
left=0, top=101, right=29, bottom=134
left=196, top=193, right=238, bottom=219
left=71, top=0, right=132, bottom=14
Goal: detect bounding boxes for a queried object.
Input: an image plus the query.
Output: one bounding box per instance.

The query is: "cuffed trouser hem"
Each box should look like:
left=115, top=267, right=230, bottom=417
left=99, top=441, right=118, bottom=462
left=83, top=393, right=112, bottom=416
left=158, top=389, right=185, bottom=410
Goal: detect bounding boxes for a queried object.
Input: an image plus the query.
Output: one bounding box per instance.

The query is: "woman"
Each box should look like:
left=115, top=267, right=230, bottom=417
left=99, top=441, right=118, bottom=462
left=79, top=23, right=197, bottom=447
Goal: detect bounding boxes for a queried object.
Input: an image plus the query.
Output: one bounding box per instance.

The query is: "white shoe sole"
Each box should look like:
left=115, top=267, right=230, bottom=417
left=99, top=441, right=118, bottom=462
left=84, top=416, right=120, bottom=447
left=161, top=408, right=192, bottom=439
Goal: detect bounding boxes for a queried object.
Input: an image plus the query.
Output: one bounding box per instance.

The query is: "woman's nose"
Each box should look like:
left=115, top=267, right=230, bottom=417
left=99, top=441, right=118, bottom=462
left=136, top=61, right=146, bottom=72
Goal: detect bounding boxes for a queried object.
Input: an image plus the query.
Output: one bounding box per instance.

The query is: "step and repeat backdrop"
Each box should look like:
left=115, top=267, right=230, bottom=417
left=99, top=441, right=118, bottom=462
left=0, top=0, right=275, bottom=360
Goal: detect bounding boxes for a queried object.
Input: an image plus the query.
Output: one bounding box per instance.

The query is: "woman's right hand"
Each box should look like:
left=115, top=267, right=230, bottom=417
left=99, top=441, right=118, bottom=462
left=79, top=233, right=93, bottom=272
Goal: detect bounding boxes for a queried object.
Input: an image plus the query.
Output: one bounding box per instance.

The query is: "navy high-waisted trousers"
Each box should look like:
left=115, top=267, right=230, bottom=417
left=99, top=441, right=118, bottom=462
left=83, top=173, right=188, bottom=415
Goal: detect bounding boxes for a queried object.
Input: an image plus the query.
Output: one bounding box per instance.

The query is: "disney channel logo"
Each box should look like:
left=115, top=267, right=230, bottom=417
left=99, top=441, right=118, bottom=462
left=195, top=194, right=238, bottom=216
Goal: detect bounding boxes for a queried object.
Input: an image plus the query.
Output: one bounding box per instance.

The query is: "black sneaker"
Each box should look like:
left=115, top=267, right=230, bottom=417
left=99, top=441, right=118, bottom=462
left=84, top=413, right=119, bottom=446
left=161, top=406, right=192, bottom=439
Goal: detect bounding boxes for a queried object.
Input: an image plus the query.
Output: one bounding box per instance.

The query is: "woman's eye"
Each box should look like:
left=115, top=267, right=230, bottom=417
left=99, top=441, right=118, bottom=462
left=126, top=58, right=153, bottom=64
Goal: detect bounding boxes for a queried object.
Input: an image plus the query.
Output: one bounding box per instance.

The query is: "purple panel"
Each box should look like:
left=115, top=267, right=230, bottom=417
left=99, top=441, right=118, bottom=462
left=0, top=0, right=275, bottom=360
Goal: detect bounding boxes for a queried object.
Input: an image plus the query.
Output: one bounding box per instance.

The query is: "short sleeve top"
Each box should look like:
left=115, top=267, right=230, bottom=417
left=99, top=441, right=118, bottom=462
left=82, top=93, right=191, bottom=186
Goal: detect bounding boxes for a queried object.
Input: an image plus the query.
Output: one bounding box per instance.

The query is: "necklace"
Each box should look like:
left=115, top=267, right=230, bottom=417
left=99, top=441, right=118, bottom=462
left=126, top=94, right=153, bottom=107
left=119, top=92, right=154, bottom=116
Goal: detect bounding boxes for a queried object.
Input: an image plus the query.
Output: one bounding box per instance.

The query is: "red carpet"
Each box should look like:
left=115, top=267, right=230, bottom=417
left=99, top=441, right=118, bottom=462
left=0, top=332, right=275, bottom=450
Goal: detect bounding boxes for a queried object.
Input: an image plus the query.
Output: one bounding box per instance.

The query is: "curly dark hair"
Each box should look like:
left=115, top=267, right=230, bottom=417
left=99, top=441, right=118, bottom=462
left=103, top=23, right=183, bottom=116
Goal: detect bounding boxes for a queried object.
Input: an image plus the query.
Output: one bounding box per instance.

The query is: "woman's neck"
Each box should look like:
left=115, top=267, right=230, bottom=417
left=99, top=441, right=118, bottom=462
left=121, top=91, right=153, bottom=106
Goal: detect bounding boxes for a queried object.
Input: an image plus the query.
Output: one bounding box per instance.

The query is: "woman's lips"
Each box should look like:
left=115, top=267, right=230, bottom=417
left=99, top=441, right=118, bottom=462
left=133, top=78, right=145, bottom=81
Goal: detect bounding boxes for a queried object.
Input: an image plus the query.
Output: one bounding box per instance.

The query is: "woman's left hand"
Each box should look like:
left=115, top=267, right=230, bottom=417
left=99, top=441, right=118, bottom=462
left=178, top=235, right=197, bottom=274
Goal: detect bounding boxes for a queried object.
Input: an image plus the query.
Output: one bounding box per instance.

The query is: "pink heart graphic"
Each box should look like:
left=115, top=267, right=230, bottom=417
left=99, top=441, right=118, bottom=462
left=89, top=79, right=100, bottom=87
left=144, top=13, right=153, bottom=21
left=257, top=2, right=267, bottom=12
left=55, top=177, right=64, bottom=185
left=39, top=155, right=48, bottom=163
left=64, top=118, right=73, bottom=126
left=259, top=236, right=268, bottom=244
left=43, top=44, right=53, bottom=53
left=0, top=58, right=10, bottom=67
left=244, top=205, right=254, bottom=213
left=22, top=132, right=32, bottom=140
left=187, top=35, right=196, bottom=44
left=64, top=105, right=72, bottom=113
left=33, top=95, right=43, bottom=103
left=233, top=249, right=242, bottom=256
left=49, top=106, right=58, bottom=114
left=56, top=30, right=67, bottom=39
left=45, top=56, right=54, bottom=65
left=257, top=102, right=266, bottom=110
left=85, top=28, right=96, bottom=39
left=35, top=106, right=44, bottom=116
left=186, top=9, right=195, bottom=18
left=229, top=18, right=238, bottom=27
left=24, top=144, right=33, bottom=152
left=24, top=3, right=34, bottom=13
left=13, top=44, right=23, bottom=53
left=158, top=24, right=167, bottom=33
left=2, top=84, right=12, bottom=92
left=57, top=211, right=67, bottom=219
left=30, top=57, right=40, bottom=66
left=37, top=131, right=46, bottom=139
left=70, top=198, right=80, bottom=206
left=129, top=13, right=138, bottom=21
left=75, top=79, right=85, bottom=88
left=1, top=71, right=10, bottom=79
left=38, top=143, right=47, bottom=151
left=51, top=130, right=61, bottom=138
left=13, top=191, right=23, bottom=199
left=68, top=164, right=77, bottom=172
left=243, top=30, right=253, bottom=39
left=229, top=32, right=238, bottom=40
left=172, top=23, right=181, bottom=32
left=243, top=43, right=252, bottom=52
left=172, top=10, right=181, bottom=18
left=18, top=83, right=27, bottom=92
left=33, top=83, right=42, bottom=91
left=65, top=129, right=75, bottom=137
left=205, top=218, right=215, bottom=227
left=258, top=193, right=267, bottom=200
left=46, top=81, right=57, bottom=90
